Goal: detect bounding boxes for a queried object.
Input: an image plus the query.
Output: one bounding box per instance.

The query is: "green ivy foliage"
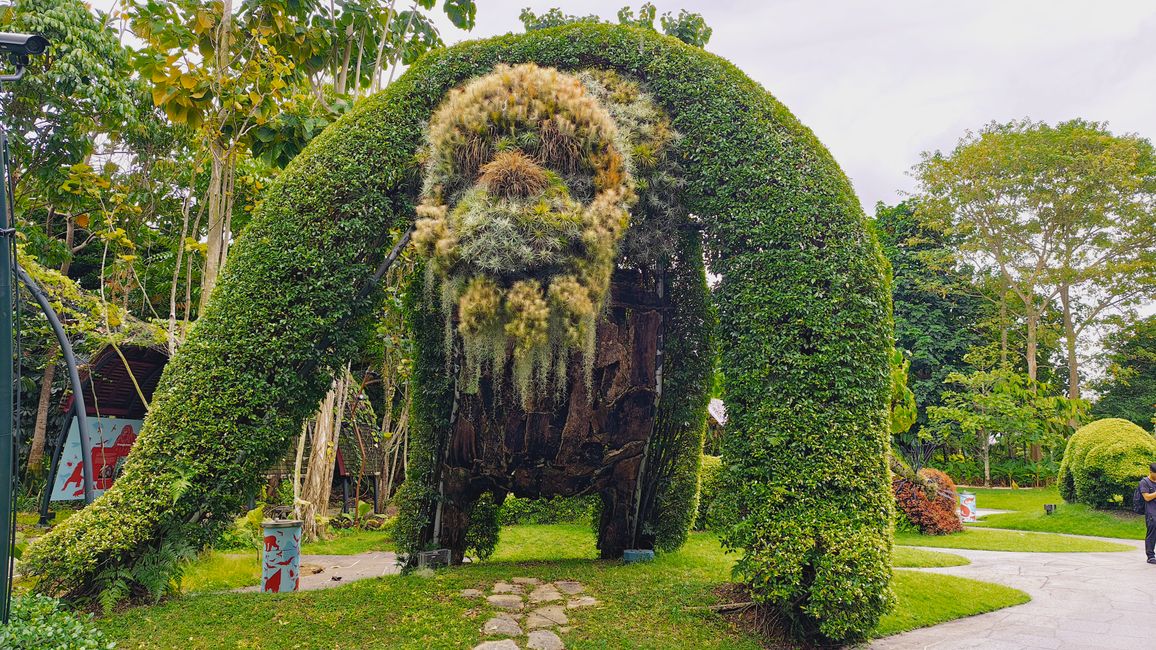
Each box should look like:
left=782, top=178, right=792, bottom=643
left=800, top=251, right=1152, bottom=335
left=392, top=265, right=453, bottom=560
left=637, top=230, right=714, bottom=551
left=1058, top=418, right=1156, bottom=508
left=26, top=24, right=892, bottom=643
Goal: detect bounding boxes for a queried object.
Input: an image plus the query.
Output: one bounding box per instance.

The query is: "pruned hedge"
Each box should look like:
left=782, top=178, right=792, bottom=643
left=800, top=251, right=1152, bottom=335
left=694, top=454, right=723, bottom=531
left=26, top=23, right=892, bottom=643
left=1059, top=418, right=1156, bottom=509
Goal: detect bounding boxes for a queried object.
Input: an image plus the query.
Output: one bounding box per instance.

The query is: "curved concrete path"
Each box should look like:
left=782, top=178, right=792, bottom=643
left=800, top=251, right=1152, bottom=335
left=871, top=536, right=1151, bottom=650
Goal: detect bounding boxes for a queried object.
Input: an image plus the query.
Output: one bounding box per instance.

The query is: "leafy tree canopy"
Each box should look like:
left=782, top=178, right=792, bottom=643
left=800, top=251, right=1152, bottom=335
left=1093, top=315, right=1156, bottom=430
left=520, top=4, right=711, bottom=47
left=875, top=201, right=983, bottom=426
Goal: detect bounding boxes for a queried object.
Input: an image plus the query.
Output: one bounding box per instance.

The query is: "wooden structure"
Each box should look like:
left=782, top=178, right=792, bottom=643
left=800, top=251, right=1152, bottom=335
left=438, top=268, right=665, bottom=561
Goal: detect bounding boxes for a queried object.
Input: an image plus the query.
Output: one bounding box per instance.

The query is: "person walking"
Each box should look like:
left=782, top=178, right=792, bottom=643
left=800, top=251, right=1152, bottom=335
left=1138, top=463, right=1156, bottom=564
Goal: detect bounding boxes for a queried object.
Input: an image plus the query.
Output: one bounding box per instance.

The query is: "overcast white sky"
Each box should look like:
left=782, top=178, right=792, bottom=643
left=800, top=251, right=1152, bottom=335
left=430, top=1, right=1156, bottom=215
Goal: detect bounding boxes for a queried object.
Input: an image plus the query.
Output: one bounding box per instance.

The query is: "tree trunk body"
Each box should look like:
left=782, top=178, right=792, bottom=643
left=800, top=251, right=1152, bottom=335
left=1059, top=285, right=1080, bottom=401
left=982, top=429, right=991, bottom=488
left=26, top=347, right=59, bottom=476
left=998, top=292, right=1009, bottom=369
left=1025, top=310, right=1043, bottom=461
left=435, top=275, right=662, bottom=562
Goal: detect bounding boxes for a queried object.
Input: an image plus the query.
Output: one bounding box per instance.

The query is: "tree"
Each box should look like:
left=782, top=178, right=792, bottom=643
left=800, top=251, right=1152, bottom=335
left=1093, top=316, right=1156, bottom=430
left=889, top=348, right=917, bottom=437
left=130, top=0, right=477, bottom=308
left=928, top=365, right=1086, bottom=487
left=928, top=369, right=1043, bottom=487
left=521, top=4, right=712, bottom=47
left=915, top=120, right=1156, bottom=402
left=875, top=201, right=983, bottom=431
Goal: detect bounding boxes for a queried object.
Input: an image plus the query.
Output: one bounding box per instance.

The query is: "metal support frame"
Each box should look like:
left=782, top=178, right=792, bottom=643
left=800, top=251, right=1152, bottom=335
left=0, top=120, right=14, bottom=624
left=19, top=266, right=94, bottom=506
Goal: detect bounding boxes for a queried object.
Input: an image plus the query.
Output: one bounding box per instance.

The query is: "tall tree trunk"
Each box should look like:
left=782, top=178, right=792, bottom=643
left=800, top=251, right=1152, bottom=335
left=998, top=290, right=1009, bottom=370
left=168, top=194, right=194, bottom=355
left=1024, top=308, right=1043, bottom=461
left=61, top=216, right=74, bottom=276
left=1059, top=284, right=1079, bottom=401
left=982, top=428, right=990, bottom=488
left=26, top=346, right=59, bottom=478
left=201, top=0, right=235, bottom=311
left=1024, top=309, right=1039, bottom=384
left=299, top=369, right=353, bottom=542
left=199, top=146, right=234, bottom=311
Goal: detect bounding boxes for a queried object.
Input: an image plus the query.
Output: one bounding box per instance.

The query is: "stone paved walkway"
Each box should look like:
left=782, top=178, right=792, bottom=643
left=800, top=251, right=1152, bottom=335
left=464, top=578, right=598, bottom=649
left=871, top=537, right=1153, bottom=650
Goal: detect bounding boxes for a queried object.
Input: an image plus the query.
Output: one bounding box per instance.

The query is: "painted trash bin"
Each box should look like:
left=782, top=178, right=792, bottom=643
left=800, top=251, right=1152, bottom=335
left=262, top=519, right=303, bottom=593
left=959, top=492, right=976, bottom=523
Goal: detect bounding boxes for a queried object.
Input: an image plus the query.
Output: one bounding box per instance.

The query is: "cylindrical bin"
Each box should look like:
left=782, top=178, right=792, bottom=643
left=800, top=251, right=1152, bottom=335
left=261, top=519, right=303, bottom=593
left=959, top=492, right=977, bottom=523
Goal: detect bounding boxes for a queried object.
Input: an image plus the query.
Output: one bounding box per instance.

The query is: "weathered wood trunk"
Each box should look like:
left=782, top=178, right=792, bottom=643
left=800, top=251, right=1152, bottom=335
left=438, top=270, right=663, bottom=561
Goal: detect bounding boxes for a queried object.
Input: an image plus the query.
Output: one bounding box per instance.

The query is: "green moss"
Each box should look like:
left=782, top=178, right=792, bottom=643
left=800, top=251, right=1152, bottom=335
left=28, top=23, right=892, bottom=644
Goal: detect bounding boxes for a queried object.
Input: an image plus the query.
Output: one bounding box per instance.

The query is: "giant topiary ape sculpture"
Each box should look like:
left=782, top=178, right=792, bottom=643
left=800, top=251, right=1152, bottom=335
left=25, top=24, right=893, bottom=642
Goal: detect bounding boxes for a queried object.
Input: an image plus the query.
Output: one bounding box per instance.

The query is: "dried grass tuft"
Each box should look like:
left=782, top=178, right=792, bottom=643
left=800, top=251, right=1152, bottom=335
left=478, top=150, right=550, bottom=199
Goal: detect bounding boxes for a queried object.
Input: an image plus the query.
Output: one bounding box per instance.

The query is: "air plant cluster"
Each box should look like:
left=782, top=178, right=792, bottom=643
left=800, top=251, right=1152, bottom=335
left=413, top=63, right=681, bottom=405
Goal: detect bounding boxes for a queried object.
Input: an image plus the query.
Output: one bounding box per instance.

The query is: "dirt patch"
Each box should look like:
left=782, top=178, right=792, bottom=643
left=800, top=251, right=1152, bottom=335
left=709, top=584, right=842, bottom=650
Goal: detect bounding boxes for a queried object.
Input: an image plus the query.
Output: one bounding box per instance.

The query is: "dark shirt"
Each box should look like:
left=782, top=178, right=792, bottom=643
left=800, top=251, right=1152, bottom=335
left=1141, top=477, right=1156, bottom=518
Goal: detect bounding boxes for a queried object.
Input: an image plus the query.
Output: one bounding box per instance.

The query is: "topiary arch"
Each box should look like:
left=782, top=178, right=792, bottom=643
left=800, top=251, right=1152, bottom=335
left=25, top=24, right=893, bottom=642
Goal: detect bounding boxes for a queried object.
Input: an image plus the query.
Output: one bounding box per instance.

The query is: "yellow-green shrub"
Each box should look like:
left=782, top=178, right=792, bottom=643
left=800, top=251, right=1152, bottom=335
left=1059, top=418, right=1156, bottom=508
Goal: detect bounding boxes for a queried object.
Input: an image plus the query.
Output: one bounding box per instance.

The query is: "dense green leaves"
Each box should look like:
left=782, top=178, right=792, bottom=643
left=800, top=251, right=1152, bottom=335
left=1093, top=316, right=1156, bottom=430
left=875, top=201, right=983, bottom=432
left=1058, top=418, right=1156, bottom=508
left=0, top=594, right=113, bottom=650
left=520, top=4, right=712, bottom=47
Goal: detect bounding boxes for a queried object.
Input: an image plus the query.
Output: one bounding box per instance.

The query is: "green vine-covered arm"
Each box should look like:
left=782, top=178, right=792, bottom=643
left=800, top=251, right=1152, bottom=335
left=25, top=23, right=892, bottom=642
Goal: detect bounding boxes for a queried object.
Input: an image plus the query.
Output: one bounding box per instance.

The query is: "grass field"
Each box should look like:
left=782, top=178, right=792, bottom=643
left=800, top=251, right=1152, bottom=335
left=892, top=547, right=969, bottom=567
left=875, top=571, right=1029, bottom=637
left=895, top=526, right=1132, bottom=552
left=965, top=486, right=1145, bottom=540
left=97, top=524, right=1026, bottom=648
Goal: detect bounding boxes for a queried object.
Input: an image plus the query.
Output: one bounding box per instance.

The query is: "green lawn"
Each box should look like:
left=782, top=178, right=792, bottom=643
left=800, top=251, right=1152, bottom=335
left=892, top=547, right=969, bottom=567
left=896, top=526, right=1132, bottom=552
left=305, top=527, right=396, bottom=555
left=965, top=486, right=1145, bottom=540
left=875, top=570, right=1029, bottom=637
left=99, top=524, right=1025, bottom=648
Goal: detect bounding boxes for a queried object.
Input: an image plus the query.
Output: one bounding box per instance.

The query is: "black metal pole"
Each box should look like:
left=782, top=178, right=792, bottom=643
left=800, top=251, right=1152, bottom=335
left=0, top=122, right=14, bottom=625
left=16, top=266, right=93, bottom=504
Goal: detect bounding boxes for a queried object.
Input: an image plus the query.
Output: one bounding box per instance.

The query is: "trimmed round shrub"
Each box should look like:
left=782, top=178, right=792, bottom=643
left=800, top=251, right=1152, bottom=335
left=694, top=454, right=722, bottom=531
left=0, top=594, right=113, bottom=650
left=27, top=23, right=892, bottom=644
left=892, top=466, right=963, bottom=535
left=1059, top=418, right=1156, bottom=509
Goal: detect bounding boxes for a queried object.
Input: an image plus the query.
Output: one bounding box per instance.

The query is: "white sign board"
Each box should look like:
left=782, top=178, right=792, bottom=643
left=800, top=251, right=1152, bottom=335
left=50, top=417, right=141, bottom=501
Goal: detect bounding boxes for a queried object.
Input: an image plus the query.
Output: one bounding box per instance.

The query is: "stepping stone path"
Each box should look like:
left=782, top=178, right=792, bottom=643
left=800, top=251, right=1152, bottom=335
left=463, top=578, right=597, bottom=650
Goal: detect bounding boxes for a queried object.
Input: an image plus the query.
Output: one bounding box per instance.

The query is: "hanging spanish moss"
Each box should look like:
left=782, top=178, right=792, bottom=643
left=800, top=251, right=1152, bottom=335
left=413, top=63, right=684, bottom=406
